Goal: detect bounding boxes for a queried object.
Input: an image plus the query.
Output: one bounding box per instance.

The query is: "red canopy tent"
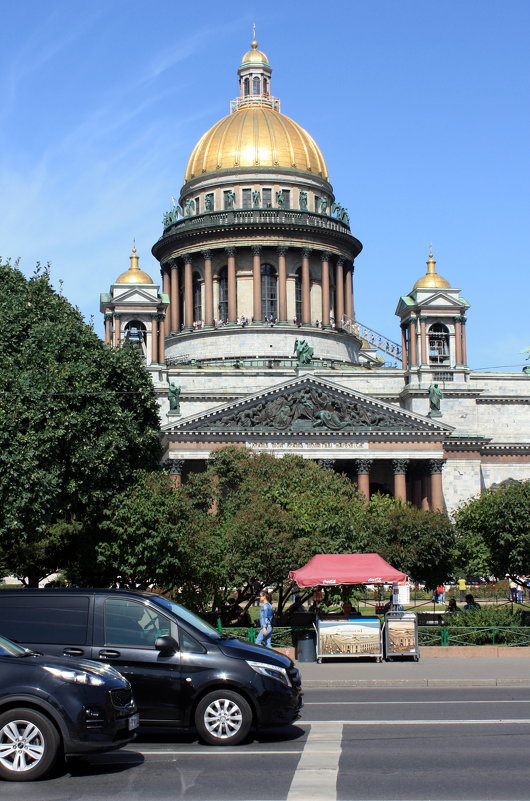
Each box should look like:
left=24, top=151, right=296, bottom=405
left=289, top=553, right=407, bottom=587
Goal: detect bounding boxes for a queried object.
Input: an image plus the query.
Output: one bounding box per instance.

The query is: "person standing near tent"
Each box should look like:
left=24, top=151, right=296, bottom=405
left=256, top=591, right=274, bottom=648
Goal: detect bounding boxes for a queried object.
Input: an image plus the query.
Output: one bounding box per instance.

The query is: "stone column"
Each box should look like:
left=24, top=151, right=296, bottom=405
left=157, top=315, right=165, bottom=364
left=409, top=316, right=418, bottom=366
left=392, top=459, right=409, bottom=503
left=183, top=254, right=193, bottom=329
left=226, top=247, right=237, bottom=324
left=151, top=315, right=158, bottom=363
left=421, top=474, right=430, bottom=511
left=335, top=258, right=344, bottom=327
left=170, top=261, right=180, bottom=333
left=252, top=245, right=262, bottom=323
left=112, top=314, right=120, bottom=347
left=401, top=326, right=408, bottom=370
left=202, top=250, right=213, bottom=327
left=320, top=252, right=330, bottom=327
left=162, top=267, right=170, bottom=301
left=429, top=459, right=445, bottom=512
left=454, top=318, right=462, bottom=365
left=167, top=459, right=185, bottom=488
left=461, top=317, right=468, bottom=366
left=355, top=459, right=373, bottom=499
left=344, top=263, right=354, bottom=320
left=420, top=317, right=427, bottom=365
left=104, top=314, right=112, bottom=345
left=302, top=248, right=311, bottom=324
left=277, top=246, right=288, bottom=322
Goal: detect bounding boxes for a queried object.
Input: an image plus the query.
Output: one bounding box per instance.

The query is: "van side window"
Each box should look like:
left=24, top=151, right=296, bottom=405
left=104, top=599, right=170, bottom=649
left=180, top=630, right=205, bottom=653
left=0, top=596, right=89, bottom=644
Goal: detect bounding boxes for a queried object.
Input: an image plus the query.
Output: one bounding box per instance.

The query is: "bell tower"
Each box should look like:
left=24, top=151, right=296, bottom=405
left=395, top=246, right=470, bottom=386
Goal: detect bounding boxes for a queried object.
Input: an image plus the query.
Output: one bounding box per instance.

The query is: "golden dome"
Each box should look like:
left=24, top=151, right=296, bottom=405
left=115, top=246, right=154, bottom=284
left=240, top=39, right=270, bottom=67
left=413, top=247, right=451, bottom=290
left=184, top=106, right=329, bottom=183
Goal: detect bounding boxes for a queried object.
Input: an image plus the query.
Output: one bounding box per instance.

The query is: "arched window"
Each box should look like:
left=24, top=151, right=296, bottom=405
left=218, top=266, right=228, bottom=323
left=295, top=267, right=302, bottom=324
left=428, top=323, right=450, bottom=363
left=261, top=263, right=277, bottom=321
left=253, top=76, right=260, bottom=95
left=244, top=77, right=250, bottom=96
left=124, top=320, right=146, bottom=352
left=192, top=272, right=202, bottom=324
left=263, top=78, right=268, bottom=95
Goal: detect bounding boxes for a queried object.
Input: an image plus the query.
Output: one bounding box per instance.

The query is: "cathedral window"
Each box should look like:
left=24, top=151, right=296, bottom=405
left=295, top=267, right=302, bottom=324
left=242, top=188, right=251, bottom=209
left=253, top=76, right=260, bottom=94
left=124, top=320, right=146, bottom=353
left=282, top=189, right=290, bottom=209
left=314, top=195, right=320, bottom=212
left=261, top=264, right=277, bottom=321
left=193, top=273, right=202, bottom=324
left=244, top=77, right=250, bottom=96
left=262, top=188, right=272, bottom=208
left=428, top=323, right=450, bottom=363
left=195, top=196, right=200, bottom=213
left=218, top=267, right=228, bottom=323
left=263, top=77, right=268, bottom=95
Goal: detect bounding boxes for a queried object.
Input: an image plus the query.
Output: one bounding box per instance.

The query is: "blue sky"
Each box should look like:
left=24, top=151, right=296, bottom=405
left=1, top=0, right=529, bottom=371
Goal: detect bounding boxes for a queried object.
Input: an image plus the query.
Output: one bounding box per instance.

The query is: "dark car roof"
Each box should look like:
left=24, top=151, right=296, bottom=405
left=0, top=588, right=156, bottom=599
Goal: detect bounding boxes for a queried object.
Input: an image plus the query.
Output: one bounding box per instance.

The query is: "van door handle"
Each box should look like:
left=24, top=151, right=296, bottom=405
left=63, top=648, right=84, bottom=657
left=98, top=649, right=120, bottom=658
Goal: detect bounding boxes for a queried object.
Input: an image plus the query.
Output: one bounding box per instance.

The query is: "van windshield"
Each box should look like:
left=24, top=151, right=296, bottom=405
left=151, top=596, right=222, bottom=639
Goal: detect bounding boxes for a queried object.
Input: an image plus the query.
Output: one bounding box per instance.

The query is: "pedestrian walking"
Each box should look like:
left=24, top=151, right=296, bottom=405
left=458, top=577, right=466, bottom=602
left=256, top=591, right=274, bottom=648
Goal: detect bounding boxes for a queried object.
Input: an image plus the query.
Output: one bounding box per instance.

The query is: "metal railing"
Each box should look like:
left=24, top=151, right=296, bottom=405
left=342, top=317, right=402, bottom=362
left=162, top=208, right=351, bottom=235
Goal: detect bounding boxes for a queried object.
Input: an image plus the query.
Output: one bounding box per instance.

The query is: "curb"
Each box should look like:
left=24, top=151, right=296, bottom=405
left=302, top=678, right=530, bottom=688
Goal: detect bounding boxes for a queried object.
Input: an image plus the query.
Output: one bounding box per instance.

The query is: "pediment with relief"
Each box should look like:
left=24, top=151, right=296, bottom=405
left=166, top=375, right=453, bottom=436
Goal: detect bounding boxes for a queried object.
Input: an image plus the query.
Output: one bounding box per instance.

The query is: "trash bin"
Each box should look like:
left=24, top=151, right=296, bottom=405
left=296, top=630, right=316, bottom=662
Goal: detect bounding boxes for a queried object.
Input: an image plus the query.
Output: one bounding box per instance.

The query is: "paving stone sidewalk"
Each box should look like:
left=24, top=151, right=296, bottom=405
left=298, top=653, right=530, bottom=687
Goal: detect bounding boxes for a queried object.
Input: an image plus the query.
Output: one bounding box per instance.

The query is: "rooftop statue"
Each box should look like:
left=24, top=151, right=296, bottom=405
left=428, top=382, right=443, bottom=416
left=168, top=383, right=181, bottom=413
left=294, top=339, right=314, bottom=366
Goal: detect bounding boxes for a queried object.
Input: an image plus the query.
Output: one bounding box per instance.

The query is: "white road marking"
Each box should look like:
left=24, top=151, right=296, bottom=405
left=286, top=723, right=342, bottom=801
left=126, top=749, right=303, bottom=756
left=305, top=699, right=530, bottom=705
left=298, top=718, right=530, bottom=725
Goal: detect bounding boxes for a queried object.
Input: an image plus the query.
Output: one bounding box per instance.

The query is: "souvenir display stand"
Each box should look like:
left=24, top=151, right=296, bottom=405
left=384, top=610, right=419, bottom=661
left=289, top=553, right=410, bottom=663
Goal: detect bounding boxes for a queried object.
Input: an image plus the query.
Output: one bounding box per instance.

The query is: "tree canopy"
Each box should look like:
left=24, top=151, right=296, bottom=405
left=0, top=260, right=161, bottom=585
left=455, top=480, right=530, bottom=578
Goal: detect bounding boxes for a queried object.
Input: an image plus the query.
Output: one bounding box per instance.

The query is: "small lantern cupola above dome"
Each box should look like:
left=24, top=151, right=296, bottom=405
left=115, top=244, right=154, bottom=285
left=234, top=28, right=279, bottom=112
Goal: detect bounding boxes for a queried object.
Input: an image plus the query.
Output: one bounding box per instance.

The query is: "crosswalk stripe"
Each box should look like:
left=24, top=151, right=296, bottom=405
left=287, top=723, right=342, bottom=801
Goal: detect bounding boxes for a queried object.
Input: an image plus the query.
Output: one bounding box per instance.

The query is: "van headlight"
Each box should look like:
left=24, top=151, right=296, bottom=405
left=246, top=660, right=291, bottom=687
left=43, top=665, right=105, bottom=686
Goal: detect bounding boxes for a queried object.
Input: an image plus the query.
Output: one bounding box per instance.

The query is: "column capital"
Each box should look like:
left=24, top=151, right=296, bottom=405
left=169, top=259, right=179, bottom=271
left=302, top=247, right=312, bottom=258
left=182, top=252, right=193, bottom=264
left=336, top=256, right=346, bottom=266
left=320, top=251, right=331, bottom=262
left=317, top=459, right=336, bottom=471
left=392, top=459, right=410, bottom=475
left=251, top=244, right=262, bottom=256
left=104, top=312, right=113, bottom=321
left=201, top=249, right=213, bottom=261
left=164, top=459, right=185, bottom=476
left=225, top=246, right=236, bottom=258
left=277, top=245, right=288, bottom=256
left=355, top=459, right=373, bottom=474
left=428, top=459, right=446, bottom=474
left=156, top=312, right=166, bottom=322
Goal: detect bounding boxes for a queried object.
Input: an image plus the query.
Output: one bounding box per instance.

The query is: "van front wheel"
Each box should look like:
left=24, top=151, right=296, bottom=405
left=195, top=690, right=252, bottom=746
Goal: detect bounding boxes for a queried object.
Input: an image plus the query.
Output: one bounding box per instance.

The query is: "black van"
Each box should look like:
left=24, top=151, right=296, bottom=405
left=0, top=589, right=302, bottom=745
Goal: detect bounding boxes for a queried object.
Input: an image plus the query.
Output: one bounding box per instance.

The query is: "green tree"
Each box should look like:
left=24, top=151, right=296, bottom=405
left=455, top=480, right=530, bottom=578
left=0, top=260, right=161, bottom=585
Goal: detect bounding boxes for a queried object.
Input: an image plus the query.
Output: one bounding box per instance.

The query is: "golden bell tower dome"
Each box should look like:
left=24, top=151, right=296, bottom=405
left=413, top=246, right=451, bottom=290
left=115, top=245, right=154, bottom=284
left=183, top=36, right=328, bottom=183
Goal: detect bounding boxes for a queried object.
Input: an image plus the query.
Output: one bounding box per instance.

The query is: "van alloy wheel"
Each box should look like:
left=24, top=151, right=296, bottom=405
left=0, top=709, right=59, bottom=781
left=195, top=690, right=252, bottom=746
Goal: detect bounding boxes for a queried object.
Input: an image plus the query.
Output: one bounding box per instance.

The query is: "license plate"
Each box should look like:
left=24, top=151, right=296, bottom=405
left=128, top=713, right=140, bottom=731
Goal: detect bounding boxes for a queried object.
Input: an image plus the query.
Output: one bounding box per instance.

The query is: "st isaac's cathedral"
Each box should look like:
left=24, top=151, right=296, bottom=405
left=100, top=38, right=530, bottom=515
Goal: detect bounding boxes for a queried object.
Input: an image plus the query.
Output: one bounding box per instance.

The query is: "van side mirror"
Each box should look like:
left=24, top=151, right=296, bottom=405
left=155, top=635, right=178, bottom=655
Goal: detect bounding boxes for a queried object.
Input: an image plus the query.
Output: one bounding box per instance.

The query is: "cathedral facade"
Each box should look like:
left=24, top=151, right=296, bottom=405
left=100, top=38, right=530, bottom=515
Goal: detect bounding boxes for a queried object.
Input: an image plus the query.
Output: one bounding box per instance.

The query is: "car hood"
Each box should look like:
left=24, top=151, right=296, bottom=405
left=23, top=653, right=128, bottom=685
left=217, top=637, right=291, bottom=668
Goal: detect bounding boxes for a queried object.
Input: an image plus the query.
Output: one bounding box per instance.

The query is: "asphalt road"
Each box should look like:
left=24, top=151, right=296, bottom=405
left=7, top=687, right=530, bottom=801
